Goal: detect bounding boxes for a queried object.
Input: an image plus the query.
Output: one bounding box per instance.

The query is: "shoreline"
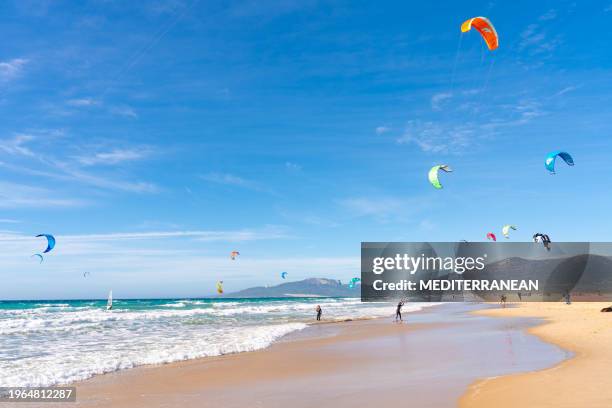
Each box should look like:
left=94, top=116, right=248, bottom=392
left=459, top=302, right=612, bottom=408
left=34, top=303, right=568, bottom=408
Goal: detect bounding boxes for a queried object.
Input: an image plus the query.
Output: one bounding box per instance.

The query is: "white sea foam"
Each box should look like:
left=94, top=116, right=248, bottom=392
left=0, top=298, right=437, bottom=387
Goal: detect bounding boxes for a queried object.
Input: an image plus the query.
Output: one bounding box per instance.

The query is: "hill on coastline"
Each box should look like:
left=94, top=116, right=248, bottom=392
left=227, top=278, right=360, bottom=298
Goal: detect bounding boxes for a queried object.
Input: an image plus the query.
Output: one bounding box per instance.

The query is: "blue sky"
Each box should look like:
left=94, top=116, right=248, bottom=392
left=1, top=0, right=612, bottom=299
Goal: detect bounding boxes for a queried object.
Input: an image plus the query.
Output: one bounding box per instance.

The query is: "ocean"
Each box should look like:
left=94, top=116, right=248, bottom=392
left=0, top=297, right=433, bottom=387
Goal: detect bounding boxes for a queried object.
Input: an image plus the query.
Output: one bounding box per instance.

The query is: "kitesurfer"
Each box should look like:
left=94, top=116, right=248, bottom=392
left=315, top=305, right=322, bottom=321
left=395, top=301, right=404, bottom=322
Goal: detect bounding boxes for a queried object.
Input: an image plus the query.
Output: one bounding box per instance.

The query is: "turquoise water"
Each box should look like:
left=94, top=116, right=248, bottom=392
left=0, top=297, right=427, bottom=387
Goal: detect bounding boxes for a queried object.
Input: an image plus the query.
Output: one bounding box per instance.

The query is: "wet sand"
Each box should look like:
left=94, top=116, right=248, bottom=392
left=460, top=302, right=612, bottom=408
left=21, top=303, right=568, bottom=408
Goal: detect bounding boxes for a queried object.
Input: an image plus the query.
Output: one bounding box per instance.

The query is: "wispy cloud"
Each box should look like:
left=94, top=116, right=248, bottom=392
left=375, top=126, right=391, bottom=135
left=109, top=105, right=138, bottom=118
left=285, top=161, right=302, bottom=171
left=66, top=98, right=100, bottom=107
left=539, top=9, right=557, bottom=21
left=518, top=24, right=561, bottom=55
left=396, top=95, right=546, bottom=153
left=0, top=181, right=85, bottom=208
left=0, top=219, right=20, bottom=224
left=553, top=86, right=578, bottom=97
left=396, top=120, right=473, bottom=154
left=76, top=148, right=150, bottom=166
left=0, top=227, right=290, bottom=248
left=0, top=160, right=159, bottom=194
left=419, top=219, right=436, bottom=231
left=431, top=92, right=452, bottom=111
left=56, top=164, right=159, bottom=193
left=201, top=172, right=265, bottom=192
left=228, top=0, right=316, bottom=19
left=201, top=172, right=249, bottom=185
left=0, top=58, right=28, bottom=81
left=0, top=134, right=35, bottom=156
left=512, top=99, right=545, bottom=123
left=339, top=196, right=404, bottom=217
left=338, top=195, right=430, bottom=223
left=479, top=99, right=545, bottom=131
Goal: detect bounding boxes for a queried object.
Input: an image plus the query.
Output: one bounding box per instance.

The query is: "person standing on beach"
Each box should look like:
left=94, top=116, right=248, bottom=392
left=315, top=305, right=322, bottom=321
left=395, top=301, right=404, bottom=322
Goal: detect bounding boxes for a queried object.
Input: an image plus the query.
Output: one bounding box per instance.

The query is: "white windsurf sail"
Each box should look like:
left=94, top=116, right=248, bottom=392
left=106, top=290, right=113, bottom=310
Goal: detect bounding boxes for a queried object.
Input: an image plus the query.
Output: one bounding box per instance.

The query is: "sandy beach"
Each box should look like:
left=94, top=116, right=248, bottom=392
left=10, top=303, right=568, bottom=408
left=460, top=302, right=612, bottom=408
left=9, top=301, right=612, bottom=407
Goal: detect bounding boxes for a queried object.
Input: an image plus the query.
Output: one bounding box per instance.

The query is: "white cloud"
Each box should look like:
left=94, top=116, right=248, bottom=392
left=539, top=9, right=557, bottom=21
left=0, top=181, right=85, bottom=208
left=67, top=98, right=100, bottom=107
left=285, top=161, right=302, bottom=171
left=0, top=219, right=20, bottom=224
left=202, top=172, right=248, bottom=185
left=0, top=58, right=28, bottom=81
left=375, top=126, right=391, bottom=135
left=76, top=148, right=149, bottom=166
left=0, top=160, right=159, bottom=194
left=338, top=196, right=431, bottom=223
left=396, top=120, right=473, bottom=154
left=430, top=92, right=453, bottom=111
left=60, top=228, right=289, bottom=243
left=59, top=167, right=159, bottom=193
left=201, top=172, right=265, bottom=191
left=553, top=86, right=577, bottom=97
left=109, top=105, right=138, bottom=118
left=513, top=99, right=545, bottom=122
left=0, top=227, right=290, bottom=255
left=518, top=24, right=561, bottom=54
left=418, top=219, right=436, bottom=231
left=0, top=134, right=35, bottom=156
left=340, top=196, right=404, bottom=217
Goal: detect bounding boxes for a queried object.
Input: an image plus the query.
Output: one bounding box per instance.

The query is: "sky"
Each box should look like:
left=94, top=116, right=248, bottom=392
left=1, top=0, right=612, bottom=299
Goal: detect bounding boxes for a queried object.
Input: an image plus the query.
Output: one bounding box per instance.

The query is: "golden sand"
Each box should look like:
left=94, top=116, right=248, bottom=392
left=460, top=302, right=612, bottom=408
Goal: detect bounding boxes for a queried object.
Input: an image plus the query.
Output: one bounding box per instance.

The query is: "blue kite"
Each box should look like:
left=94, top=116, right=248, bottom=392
left=36, top=234, right=56, bottom=253
left=545, top=151, right=574, bottom=174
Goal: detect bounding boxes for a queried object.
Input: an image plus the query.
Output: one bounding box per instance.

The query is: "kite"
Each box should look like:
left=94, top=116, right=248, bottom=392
left=36, top=234, right=56, bottom=253
left=461, top=17, right=499, bottom=51
left=216, top=281, right=224, bottom=294
left=348, top=277, right=361, bottom=289
left=545, top=151, right=574, bottom=174
left=486, top=232, right=497, bottom=241
left=281, top=272, right=288, bottom=279
left=230, top=251, right=240, bottom=260
left=502, top=225, right=517, bottom=239
left=428, top=165, right=453, bottom=189
left=533, top=233, right=552, bottom=251
left=31, top=254, right=43, bottom=264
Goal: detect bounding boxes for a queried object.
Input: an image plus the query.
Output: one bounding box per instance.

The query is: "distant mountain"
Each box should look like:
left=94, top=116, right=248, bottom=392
left=462, top=254, right=612, bottom=300
left=227, top=278, right=360, bottom=298
left=572, top=255, right=612, bottom=293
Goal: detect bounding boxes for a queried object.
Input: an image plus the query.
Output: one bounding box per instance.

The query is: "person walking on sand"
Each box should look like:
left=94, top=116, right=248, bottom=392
left=500, top=294, right=507, bottom=308
left=315, top=305, right=322, bottom=321
left=395, top=300, right=404, bottom=322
